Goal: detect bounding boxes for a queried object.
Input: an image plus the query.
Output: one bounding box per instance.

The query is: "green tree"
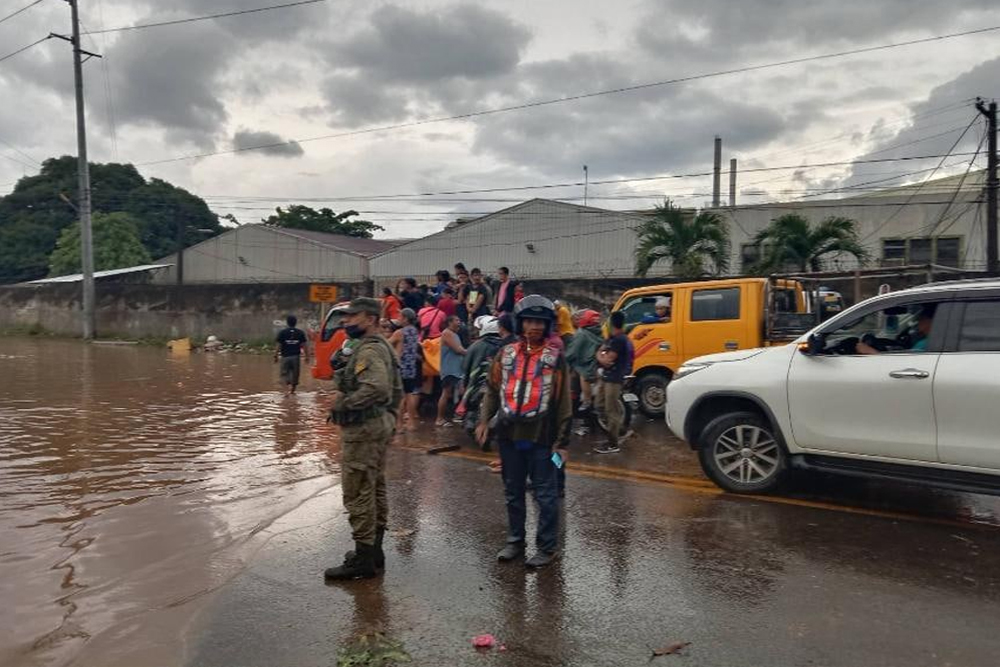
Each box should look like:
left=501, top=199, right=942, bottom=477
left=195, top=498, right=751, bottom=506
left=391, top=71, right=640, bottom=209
left=635, top=200, right=730, bottom=279
left=0, top=156, right=222, bottom=283
left=262, top=205, right=384, bottom=238
left=48, top=212, right=152, bottom=276
left=749, top=213, right=868, bottom=274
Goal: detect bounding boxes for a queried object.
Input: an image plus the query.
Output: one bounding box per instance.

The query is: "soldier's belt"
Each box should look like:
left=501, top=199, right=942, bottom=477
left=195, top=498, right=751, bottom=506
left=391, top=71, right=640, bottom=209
left=328, top=405, right=387, bottom=426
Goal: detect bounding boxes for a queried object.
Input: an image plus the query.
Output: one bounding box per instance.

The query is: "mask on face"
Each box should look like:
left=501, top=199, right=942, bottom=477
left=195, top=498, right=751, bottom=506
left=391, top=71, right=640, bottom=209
left=345, top=324, right=365, bottom=339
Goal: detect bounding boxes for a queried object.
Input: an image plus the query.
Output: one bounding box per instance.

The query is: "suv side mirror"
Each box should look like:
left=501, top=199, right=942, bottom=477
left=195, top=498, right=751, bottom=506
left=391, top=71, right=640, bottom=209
left=798, top=332, right=825, bottom=355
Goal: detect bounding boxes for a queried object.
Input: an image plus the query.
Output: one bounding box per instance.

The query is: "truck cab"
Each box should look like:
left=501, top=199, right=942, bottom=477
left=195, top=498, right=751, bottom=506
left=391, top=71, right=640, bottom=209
left=611, top=278, right=810, bottom=416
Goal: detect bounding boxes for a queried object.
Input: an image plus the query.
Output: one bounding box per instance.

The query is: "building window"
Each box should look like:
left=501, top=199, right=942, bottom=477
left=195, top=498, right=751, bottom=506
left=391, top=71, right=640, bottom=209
left=936, top=237, right=960, bottom=267
left=881, top=237, right=961, bottom=266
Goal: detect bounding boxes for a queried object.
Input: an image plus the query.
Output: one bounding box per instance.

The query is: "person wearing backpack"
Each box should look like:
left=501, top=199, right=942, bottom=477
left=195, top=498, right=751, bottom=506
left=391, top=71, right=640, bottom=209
left=324, top=298, right=404, bottom=581
left=476, top=295, right=572, bottom=568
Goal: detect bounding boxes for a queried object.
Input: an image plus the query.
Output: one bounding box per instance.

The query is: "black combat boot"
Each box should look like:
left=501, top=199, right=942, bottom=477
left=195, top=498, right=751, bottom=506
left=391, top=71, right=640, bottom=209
left=373, top=526, right=386, bottom=569
left=324, top=542, right=377, bottom=580
left=343, top=527, right=386, bottom=570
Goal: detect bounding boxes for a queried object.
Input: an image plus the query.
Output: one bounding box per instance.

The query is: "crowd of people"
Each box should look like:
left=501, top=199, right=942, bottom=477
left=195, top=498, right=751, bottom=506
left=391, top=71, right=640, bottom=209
left=373, top=264, right=634, bottom=454
left=322, top=269, right=637, bottom=578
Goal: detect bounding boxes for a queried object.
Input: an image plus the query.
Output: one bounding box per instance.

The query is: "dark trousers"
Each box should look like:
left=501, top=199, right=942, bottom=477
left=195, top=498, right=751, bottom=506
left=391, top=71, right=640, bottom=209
left=499, top=440, right=559, bottom=554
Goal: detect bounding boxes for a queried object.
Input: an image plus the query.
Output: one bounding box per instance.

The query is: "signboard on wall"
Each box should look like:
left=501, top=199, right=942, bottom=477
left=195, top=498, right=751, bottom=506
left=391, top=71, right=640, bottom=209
left=309, top=284, right=339, bottom=303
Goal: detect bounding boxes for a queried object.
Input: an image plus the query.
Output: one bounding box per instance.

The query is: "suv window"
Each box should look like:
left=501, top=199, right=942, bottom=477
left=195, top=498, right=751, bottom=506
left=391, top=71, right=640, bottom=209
left=620, top=292, right=672, bottom=327
left=957, top=301, right=1000, bottom=352
left=691, top=287, right=740, bottom=321
left=822, top=300, right=943, bottom=354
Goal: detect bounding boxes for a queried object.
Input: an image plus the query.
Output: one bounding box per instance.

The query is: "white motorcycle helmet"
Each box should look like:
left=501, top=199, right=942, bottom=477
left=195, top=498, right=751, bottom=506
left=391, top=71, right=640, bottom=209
left=474, top=315, right=500, bottom=337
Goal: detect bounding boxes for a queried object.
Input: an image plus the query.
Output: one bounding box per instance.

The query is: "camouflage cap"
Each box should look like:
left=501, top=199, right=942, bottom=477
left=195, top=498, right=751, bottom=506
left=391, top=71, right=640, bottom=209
left=343, top=297, right=381, bottom=316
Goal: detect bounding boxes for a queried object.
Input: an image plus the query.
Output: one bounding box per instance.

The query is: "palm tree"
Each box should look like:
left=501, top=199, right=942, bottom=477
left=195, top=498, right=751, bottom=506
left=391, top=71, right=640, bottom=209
left=749, top=213, right=868, bottom=274
left=635, top=200, right=730, bottom=279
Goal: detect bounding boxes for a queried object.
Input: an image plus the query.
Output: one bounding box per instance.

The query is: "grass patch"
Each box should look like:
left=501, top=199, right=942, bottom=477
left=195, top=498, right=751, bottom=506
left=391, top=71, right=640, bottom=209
left=338, top=633, right=411, bottom=667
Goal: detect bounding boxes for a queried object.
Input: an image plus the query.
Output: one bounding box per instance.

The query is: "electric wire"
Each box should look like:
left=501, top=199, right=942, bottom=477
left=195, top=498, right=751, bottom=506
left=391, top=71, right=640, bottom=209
left=860, top=115, right=981, bottom=242
left=134, top=25, right=1000, bottom=166
left=0, top=0, right=45, bottom=27
left=84, top=0, right=327, bottom=34
left=0, top=35, right=51, bottom=66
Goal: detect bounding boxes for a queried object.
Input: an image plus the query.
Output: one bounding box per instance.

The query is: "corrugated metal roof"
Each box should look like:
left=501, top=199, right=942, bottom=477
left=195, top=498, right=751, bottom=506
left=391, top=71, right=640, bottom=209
left=267, top=227, right=398, bottom=256
left=26, top=263, right=173, bottom=284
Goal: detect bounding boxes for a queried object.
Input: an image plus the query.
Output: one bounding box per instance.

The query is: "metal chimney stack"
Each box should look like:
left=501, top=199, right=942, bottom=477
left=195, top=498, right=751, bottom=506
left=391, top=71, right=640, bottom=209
left=729, top=158, right=737, bottom=207
left=712, top=136, right=722, bottom=208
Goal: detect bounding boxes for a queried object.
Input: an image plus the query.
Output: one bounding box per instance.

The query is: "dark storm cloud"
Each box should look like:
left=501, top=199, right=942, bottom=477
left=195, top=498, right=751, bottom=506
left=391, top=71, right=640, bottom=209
left=106, top=23, right=236, bottom=148
left=841, top=56, right=1000, bottom=188
left=232, top=130, right=304, bottom=157
left=333, top=4, right=531, bottom=82
left=636, top=0, right=998, bottom=63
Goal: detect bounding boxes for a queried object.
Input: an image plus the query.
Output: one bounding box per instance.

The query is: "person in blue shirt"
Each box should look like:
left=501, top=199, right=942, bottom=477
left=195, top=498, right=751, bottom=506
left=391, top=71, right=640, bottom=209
left=857, top=304, right=935, bottom=354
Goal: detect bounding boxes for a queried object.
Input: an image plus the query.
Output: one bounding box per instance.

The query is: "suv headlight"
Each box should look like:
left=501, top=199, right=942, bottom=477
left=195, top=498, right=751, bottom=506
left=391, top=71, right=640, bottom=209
left=674, top=362, right=712, bottom=380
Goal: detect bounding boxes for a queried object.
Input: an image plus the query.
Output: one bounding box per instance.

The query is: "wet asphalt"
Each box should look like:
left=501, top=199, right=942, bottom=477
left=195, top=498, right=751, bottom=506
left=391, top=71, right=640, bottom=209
left=185, top=428, right=1000, bottom=667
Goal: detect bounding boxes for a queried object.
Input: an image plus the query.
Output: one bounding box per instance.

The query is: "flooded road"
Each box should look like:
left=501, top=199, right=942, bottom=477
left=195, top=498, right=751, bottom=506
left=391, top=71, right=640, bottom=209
left=4, top=337, right=1000, bottom=666
left=0, top=338, right=340, bottom=667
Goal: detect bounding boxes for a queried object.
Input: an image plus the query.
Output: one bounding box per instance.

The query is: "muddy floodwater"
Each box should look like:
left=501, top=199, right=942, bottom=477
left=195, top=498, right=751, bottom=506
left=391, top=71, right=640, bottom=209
left=0, top=338, right=338, bottom=667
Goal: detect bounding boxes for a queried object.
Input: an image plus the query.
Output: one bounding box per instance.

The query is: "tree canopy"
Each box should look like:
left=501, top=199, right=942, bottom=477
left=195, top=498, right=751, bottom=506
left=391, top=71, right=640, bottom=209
left=49, top=212, right=152, bottom=276
left=635, top=200, right=730, bottom=279
left=749, top=213, right=868, bottom=274
left=262, top=205, right=384, bottom=238
left=0, top=156, right=222, bottom=283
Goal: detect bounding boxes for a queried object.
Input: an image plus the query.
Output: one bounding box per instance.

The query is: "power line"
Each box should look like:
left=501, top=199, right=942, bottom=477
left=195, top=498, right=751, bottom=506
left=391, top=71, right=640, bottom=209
left=929, top=129, right=988, bottom=237
left=0, top=135, right=40, bottom=165
left=84, top=0, right=327, bottom=34
left=0, top=0, right=45, bottom=26
left=137, top=25, right=1000, bottom=166
left=193, top=152, right=980, bottom=203
left=0, top=35, right=51, bottom=66
left=861, top=115, right=981, bottom=242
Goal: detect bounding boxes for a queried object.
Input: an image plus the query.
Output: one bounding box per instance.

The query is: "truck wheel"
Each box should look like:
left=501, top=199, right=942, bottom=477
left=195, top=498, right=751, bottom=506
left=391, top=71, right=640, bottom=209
left=636, top=372, right=670, bottom=417
left=596, top=396, right=633, bottom=438
left=697, top=411, right=787, bottom=494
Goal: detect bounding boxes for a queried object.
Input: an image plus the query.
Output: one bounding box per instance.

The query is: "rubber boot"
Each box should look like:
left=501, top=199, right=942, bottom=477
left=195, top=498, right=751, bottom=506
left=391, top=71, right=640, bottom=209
left=344, top=527, right=386, bottom=570
left=325, top=542, right=377, bottom=580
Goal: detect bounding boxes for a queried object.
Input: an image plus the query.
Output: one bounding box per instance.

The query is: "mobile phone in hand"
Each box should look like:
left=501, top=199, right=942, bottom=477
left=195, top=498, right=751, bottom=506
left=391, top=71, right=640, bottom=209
left=551, top=451, right=563, bottom=469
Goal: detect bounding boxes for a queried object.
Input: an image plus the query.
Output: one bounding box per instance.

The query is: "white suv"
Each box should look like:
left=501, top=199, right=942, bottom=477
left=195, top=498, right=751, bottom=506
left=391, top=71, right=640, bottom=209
left=666, top=279, right=1000, bottom=495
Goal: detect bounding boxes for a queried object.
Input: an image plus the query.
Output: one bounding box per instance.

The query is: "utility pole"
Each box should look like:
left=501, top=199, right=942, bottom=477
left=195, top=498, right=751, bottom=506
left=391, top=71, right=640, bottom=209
left=54, top=0, right=101, bottom=338
left=583, top=164, right=589, bottom=207
left=976, top=98, right=998, bottom=274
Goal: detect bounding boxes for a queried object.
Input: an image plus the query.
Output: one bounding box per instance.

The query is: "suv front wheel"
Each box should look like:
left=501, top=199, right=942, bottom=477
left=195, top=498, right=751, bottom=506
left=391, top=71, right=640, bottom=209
left=698, top=411, right=787, bottom=493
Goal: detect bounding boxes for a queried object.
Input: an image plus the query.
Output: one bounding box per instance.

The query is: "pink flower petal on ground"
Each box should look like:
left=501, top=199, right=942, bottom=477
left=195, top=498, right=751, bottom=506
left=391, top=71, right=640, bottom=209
left=472, top=634, right=496, bottom=648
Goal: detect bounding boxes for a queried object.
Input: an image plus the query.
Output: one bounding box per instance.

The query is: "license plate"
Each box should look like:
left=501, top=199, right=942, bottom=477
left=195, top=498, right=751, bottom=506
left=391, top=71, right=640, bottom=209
left=623, top=393, right=638, bottom=402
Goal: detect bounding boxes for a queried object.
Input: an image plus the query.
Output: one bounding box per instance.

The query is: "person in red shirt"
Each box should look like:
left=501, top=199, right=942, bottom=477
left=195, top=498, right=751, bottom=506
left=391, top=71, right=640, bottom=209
left=381, top=287, right=402, bottom=322
left=437, top=287, right=457, bottom=318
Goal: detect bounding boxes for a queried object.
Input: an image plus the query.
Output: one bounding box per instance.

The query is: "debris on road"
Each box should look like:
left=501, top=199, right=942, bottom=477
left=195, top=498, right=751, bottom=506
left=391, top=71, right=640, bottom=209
left=649, top=641, right=691, bottom=659
left=472, top=633, right=497, bottom=649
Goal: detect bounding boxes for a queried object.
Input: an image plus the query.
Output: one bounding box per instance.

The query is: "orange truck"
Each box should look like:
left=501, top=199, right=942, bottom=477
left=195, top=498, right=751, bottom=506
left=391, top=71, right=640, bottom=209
left=610, top=277, right=812, bottom=416
left=311, top=303, right=442, bottom=381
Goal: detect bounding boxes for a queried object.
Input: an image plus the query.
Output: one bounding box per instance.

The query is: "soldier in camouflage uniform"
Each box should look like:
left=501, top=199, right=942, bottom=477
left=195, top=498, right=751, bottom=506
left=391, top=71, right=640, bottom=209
left=324, top=297, right=403, bottom=581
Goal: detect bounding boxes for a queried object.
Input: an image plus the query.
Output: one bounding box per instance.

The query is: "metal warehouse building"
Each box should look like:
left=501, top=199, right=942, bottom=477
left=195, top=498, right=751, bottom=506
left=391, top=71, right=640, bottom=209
left=154, top=225, right=397, bottom=285
left=370, top=198, right=655, bottom=286
left=716, top=171, right=987, bottom=273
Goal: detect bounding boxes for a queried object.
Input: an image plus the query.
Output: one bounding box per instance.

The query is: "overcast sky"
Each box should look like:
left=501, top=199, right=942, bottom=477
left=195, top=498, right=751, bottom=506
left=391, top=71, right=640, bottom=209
left=1, top=0, right=999, bottom=238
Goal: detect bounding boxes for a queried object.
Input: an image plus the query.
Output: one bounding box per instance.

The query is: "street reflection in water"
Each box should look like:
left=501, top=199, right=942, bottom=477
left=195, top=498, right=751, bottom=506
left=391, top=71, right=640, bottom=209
left=0, top=338, right=337, bottom=667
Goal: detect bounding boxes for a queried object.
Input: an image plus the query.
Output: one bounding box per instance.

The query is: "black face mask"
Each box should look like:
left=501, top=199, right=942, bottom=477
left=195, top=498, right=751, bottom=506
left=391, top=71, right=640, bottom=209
left=345, top=324, right=366, bottom=339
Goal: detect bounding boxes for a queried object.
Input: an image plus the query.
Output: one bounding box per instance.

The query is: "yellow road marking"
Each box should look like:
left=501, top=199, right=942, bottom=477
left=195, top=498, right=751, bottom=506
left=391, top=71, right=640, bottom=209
left=439, top=448, right=998, bottom=532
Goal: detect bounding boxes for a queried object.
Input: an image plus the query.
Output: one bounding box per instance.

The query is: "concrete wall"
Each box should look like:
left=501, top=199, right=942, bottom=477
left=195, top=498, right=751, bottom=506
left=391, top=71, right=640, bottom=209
left=0, top=282, right=366, bottom=341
